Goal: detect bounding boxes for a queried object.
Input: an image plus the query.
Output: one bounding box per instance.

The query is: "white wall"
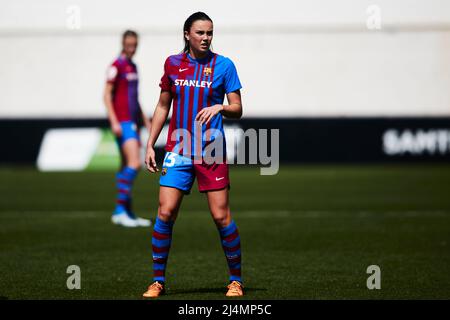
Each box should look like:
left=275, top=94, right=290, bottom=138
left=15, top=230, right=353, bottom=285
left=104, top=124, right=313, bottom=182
left=0, top=0, right=449, bottom=118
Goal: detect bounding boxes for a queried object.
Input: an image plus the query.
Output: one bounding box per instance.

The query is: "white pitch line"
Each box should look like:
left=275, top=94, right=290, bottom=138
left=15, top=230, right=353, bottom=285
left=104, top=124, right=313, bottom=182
left=0, top=210, right=449, bottom=218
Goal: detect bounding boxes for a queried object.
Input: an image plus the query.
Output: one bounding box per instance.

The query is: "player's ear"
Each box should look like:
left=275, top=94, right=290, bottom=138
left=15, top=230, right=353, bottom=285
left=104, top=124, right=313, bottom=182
left=184, top=31, right=189, bottom=41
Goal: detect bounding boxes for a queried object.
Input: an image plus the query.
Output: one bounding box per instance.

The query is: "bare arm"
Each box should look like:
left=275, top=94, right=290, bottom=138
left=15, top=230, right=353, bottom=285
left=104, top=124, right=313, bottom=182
left=145, top=91, right=172, bottom=172
left=103, top=82, right=122, bottom=136
left=195, top=90, right=243, bottom=125
left=221, top=90, right=243, bottom=118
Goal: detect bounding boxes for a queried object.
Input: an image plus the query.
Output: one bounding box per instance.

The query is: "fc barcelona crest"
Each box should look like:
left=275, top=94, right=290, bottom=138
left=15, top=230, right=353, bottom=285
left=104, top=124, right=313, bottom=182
left=204, top=67, right=212, bottom=76
left=161, top=168, right=167, bottom=176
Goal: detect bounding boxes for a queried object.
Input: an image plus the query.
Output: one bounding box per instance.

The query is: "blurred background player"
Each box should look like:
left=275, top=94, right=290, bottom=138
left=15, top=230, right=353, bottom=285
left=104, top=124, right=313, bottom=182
left=143, top=12, right=244, bottom=297
left=103, top=30, right=151, bottom=227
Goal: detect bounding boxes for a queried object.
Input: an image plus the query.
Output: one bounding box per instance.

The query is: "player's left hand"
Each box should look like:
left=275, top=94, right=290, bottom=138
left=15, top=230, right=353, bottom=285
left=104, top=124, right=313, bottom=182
left=195, top=105, right=223, bottom=125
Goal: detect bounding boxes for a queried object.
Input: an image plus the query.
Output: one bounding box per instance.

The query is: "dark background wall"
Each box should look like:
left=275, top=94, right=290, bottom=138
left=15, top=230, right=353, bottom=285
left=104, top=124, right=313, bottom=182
left=1, top=117, right=449, bottom=165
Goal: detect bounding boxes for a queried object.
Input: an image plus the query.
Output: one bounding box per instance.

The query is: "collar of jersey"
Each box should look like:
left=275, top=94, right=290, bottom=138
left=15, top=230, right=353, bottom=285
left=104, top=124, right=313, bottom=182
left=186, top=51, right=214, bottom=64
left=119, top=53, right=133, bottom=64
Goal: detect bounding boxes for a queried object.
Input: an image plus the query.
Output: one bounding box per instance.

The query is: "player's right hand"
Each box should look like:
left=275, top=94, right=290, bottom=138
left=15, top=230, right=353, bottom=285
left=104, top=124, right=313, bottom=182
left=145, top=147, right=159, bottom=173
left=112, top=122, right=122, bottom=137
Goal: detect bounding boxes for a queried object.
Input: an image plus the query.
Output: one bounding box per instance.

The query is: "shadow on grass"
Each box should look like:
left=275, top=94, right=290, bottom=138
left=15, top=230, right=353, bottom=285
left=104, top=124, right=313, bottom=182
left=167, top=287, right=267, bottom=296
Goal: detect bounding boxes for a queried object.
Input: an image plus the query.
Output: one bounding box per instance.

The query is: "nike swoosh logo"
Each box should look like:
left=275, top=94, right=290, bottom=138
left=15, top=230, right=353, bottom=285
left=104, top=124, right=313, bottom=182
left=179, top=68, right=189, bottom=72
left=216, top=177, right=225, bottom=181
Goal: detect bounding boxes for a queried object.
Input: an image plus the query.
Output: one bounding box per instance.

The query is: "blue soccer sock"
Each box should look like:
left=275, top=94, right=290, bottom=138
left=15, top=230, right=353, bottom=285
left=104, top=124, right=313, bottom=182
left=114, top=166, right=138, bottom=215
left=218, top=220, right=242, bottom=283
left=152, top=217, right=174, bottom=283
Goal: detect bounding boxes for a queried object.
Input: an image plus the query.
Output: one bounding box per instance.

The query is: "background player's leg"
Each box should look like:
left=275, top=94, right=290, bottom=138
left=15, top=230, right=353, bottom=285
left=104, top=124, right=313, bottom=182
left=114, top=139, right=139, bottom=215
left=121, top=138, right=141, bottom=170
left=120, top=139, right=140, bottom=214
left=152, top=186, right=185, bottom=283
left=113, top=146, right=125, bottom=210
left=119, top=146, right=125, bottom=170
left=206, top=189, right=242, bottom=285
left=113, top=138, right=150, bottom=227
left=113, top=141, right=131, bottom=216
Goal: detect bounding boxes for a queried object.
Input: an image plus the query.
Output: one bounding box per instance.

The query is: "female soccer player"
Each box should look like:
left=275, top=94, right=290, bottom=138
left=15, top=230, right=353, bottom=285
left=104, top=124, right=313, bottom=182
left=143, top=12, right=244, bottom=297
left=104, top=30, right=151, bottom=227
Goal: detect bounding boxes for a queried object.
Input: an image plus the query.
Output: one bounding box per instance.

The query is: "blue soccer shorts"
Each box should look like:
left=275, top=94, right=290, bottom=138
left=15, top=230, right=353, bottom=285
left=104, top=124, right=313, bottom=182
left=115, top=121, right=140, bottom=147
left=159, top=152, right=230, bottom=194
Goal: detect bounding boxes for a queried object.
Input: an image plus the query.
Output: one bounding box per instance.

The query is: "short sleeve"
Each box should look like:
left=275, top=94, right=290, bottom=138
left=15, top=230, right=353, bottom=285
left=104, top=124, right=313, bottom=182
left=224, top=58, right=242, bottom=94
left=106, top=62, right=119, bottom=84
left=159, top=57, right=172, bottom=91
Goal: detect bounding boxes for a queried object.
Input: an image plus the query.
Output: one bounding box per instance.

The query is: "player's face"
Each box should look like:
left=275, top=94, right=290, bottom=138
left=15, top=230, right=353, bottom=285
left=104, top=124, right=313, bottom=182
left=122, top=36, right=138, bottom=58
left=186, top=20, right=213, bottom=55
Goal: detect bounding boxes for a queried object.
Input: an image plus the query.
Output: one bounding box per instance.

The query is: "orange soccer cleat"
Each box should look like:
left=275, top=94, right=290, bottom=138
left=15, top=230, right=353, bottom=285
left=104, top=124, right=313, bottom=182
left=226, top=281, right=244, bottom=297
left=142, top=281, right=165, bottom=298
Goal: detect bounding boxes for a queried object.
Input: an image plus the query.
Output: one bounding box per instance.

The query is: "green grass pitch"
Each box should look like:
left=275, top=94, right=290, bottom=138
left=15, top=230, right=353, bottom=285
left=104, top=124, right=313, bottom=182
left=0, top=165, right=449, bottom=299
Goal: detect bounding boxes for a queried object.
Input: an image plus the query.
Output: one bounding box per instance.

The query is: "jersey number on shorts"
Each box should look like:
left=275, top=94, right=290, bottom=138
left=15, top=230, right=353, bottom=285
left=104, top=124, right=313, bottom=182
left=163, top=153, right=176, bottom=167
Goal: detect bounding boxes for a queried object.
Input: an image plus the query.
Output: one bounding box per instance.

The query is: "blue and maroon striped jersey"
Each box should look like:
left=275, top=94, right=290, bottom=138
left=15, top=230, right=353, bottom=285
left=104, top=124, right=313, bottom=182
left=106, top=54, right=140, bottom=123
left=159, top=51, right=242, bottom=158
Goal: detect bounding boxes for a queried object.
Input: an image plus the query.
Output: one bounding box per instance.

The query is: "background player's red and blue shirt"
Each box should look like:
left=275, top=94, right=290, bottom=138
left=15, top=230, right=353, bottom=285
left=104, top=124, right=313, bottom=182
left=107, top=54, right=140, bottom=123
left=159, top=51, right=242, bottom=158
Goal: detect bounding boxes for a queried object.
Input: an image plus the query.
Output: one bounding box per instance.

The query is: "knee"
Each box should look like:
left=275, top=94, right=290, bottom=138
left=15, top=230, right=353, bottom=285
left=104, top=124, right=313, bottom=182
left=127, top=159, right=141, bottom=170
left=158, top=204, right=177, bottom=222
left=214, top=216, right=230, bottom=228
left=157, top=210, right=173, bottom=222
left=211, top=206, right=231, bottom=228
